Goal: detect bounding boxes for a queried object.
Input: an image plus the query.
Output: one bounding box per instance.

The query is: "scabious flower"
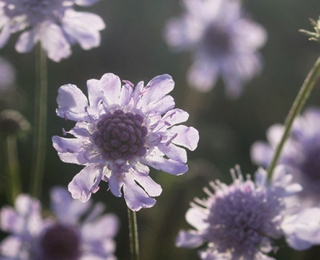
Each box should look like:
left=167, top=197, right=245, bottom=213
left=164, top=0, right=267, bottom=98
left=176, top=166, right=320, bottom=259
left=251, top=107, right=320, bottom=208
left=0, top=187, right=119, bottom=260
left=0, top=0, right=105, bottom=62
left=52, top=73, right=199, bottom=211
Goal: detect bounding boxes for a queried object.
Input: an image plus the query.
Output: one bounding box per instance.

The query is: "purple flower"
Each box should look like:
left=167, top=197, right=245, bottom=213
left=0, top=187, right=119, bottom=260
left=52, top=73, right=199, bottom=211
left=176, top=166, right=320, bottom=259
left=251, top=107, right=320, bottom=208
left=0, top=0, right=105, bottom=62
left=164, top=0, right=267, bottom=98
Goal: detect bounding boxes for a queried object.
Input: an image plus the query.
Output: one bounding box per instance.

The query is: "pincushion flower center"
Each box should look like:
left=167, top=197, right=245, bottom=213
left=301, top=146, right=320, bottom=181
left=92, top=109, right=148, bottom=161
left=40, top=224, right=81, bottom=260
left=203, top=24, right=232, bottom=55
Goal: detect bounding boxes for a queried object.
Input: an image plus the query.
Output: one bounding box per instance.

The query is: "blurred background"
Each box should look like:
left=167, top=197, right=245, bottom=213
left=0, top=0, right=320, bottom=259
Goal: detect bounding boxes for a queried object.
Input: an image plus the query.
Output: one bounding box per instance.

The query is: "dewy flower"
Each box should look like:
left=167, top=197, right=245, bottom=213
left=176, top=166, right=320, bottom=260
left=52, top=73, right=199, bottom=211
left=164, top=0, right=267, bottom=98
left=251, top=107, right=320, bottom=208
left=0, top=187, right=119, bottom=260
left=0, top=0, right=105, bottom=62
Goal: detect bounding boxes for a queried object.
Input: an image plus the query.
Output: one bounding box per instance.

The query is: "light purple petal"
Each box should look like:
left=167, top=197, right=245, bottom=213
left=52, top=136, right=87, bottom=165
left=186, top=207, right=208, bottom=230
left=157, top=143, right=187, bottom=163
left=15, top=30, right=35, bottom=53
left=50, top=186, right=91, bottom=224
left=109, top=173, right=124, bottom=198
left=131, top=170, right=162, bottom=197
left=0, top=23, right=12, bottom=48
left=37, top=22, right=71, bottom=62
left=169, top=125, right=199, bottom=151
left=0, top=207, right=24, bottom=234
left=0, top=236, right=22, bottom=258
left=147, top=95, right=175, bottom=115
left=99, top=73, right=122, bottom=106
left=138, top=74, right=174, bottom=112
left=56, top=84, right=89, bottom=121
left=75, top=0, right=100, bottom=6
left=144, top=155, right=188, bottom=174
left=154, top=109, right=189, bottom=132
left=68, top=165, right=102, bottom=202
left=62, top=10, right=105, bottom=50
left=175, top=230, right=204, bottom=248
left=87, top=78, right=103, bottom=114
left=122, top=176, right=157, bottom=211
left=250, top=141, right=273, bottom=168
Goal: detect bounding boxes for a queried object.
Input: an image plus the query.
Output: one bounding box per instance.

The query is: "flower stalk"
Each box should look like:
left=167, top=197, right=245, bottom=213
left=267, top=56, right=320, bottom=180
left=30, top=44, right=47, bottom=198
left=128, top=208, right=140, bottom=260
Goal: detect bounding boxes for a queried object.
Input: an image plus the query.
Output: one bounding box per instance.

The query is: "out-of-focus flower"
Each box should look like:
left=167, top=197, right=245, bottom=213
left=0, top=187, right=119, bottom=260
left=164, top=0, right=267, bottom=98
left=0, top=0, right=105, bottom=62
left=251, top=107, right=320, bottom=208
left=52, top=73, right=199, bottom=211
left=176, top=166, right=320, bottom=259
left=0, top=57, right=15, bottom=91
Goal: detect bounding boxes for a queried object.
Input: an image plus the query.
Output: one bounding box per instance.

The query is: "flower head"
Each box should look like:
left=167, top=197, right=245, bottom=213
left=0, top=187, right=119, bottom=260
left=164, top=0, right=267, bottom=98
left=176, top=166, right=320, bottom=259
left=251, top=107, right=320, bottom=207
left=52, top=73, right=199, bottom=211
left=0, top=0, right=105, bottom=62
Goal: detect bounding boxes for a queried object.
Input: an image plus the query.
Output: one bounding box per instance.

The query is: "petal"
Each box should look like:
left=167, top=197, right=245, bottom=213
left=169, top=125, right=199, bottom=151
left=56, top=84, right=89, bottom=121
left=0, top=23, right=12, bottom=48
left=99, top=73, right=122, bottom=106
left=75, top=0, right=100, bottom=6
left=68, top=165, right=102, bottom=202
left=119, top=81, right=134, bottom=107
left=87, top=78, right=103, bottom=114
left=153, top=109, right=189, bottom=132
left=250, top=141, right=273, bottom=168
left=186, top=207, right=208, bottom=230
left=15, top=30, right=36, bottom=53
left=157, top=143, right=187, bottom=163
left=146, top=95, right=175, bottom=115
left=131, top=170, right=162, bottom=197
left=138, top=74, right=175, bottom=112
left=62, top=10, right=105, bottom=50
left=52, top=136, right=87, bottom=165
left=122, top=176, right=157, bottom=211
left=38, top=22, right=72, bottom=62
left=143, top=155, right=188, bottom=175
left=50, top=186, right=91, bottom=224
left=109, top=173, right=124, bottom=198
left=0, top=207, right=24, bottom=234
left=0, top=236, right=23, bottom=258
left=175, top=230, right=204, bottom=248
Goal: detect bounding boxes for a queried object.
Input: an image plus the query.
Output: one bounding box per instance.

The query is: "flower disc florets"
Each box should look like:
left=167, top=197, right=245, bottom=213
left=0, top=0, right=105, bottom=62
left=175, top=166, right=316, bottom=260
left=52, top=73, right=199, bottom=211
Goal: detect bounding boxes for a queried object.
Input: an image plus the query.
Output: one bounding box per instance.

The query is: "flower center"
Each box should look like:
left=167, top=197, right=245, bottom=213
left=203, top=24, right=232, bottom=56
left=204, top=183, right=283, bottom=258
left=92, top=109, right=148, bottom=161
left=39, top=224, right=81, bottom=260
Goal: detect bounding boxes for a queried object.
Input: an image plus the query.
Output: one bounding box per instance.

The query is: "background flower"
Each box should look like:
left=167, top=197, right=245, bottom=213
left=164, top=0, right=267, bottom=98
left=0, top=0, right=105, bottom=62
left=52, top=73, right=199, bottom=211
left=0, top=187, right=119, bottom=260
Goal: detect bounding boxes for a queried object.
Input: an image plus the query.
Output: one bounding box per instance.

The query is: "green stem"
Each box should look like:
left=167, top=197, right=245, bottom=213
left=30, top=44, right=47, bottom=198
left=127, top=208, right=140, bottom=260
left=5, top=135, right=21, bottom=205
left=267, top=56, right=320, bottom=180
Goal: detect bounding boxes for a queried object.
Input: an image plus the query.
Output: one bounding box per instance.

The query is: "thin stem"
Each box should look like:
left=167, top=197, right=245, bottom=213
left=127, top=208, right=140, bottom=260
left=30, top=44, right=47, bottom=198
left=5, top=135, right=21, bottom=205
left=267, top=56, right=320, bottom=180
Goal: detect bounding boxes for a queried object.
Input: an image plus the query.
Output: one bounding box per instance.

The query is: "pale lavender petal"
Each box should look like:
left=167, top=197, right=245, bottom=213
left=154, top=109, right=189, bottom=132
left=56, top=84, right=89, bottom=121
left=75, top=0, right=100, bottom=6
left=131, top=170, right=162, bottom=197
left=175, top=230, right=204, bottom=248
left=52, top=136, right=87, bottom=165
left=122, top=176, right=157, bottom=211
left=0, top=207, right=24, bottom=234
left=119, top=82, right=133, bottom=107
left=157, top=143, right=187, bottom=163
left=15, top=30, right=36, bottom=53
left=109, top=173, right=124, bottom=198
left=0, top=23, right=12, bottom=48
left=0, top=236, right=22, bottom=258
left=138, top=74, right=174, bottom=112
left=169, top=125, right=199, bottom=151
left=99, top=73, right=122, bottom=106
left=250, top=141, right=273, bottom=168
left=38, top=22, right=71, bottom=62
left=147, top=95, right=175, bottom=115
left=186, top=207, right=208, bottom=230
left=62, top=10, right=105, bottom=50
left=68, top=165, right=101, bottom=202
left=144, top=156, right=188, bottom=174
left=87, top=78, right=103, bottom=114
